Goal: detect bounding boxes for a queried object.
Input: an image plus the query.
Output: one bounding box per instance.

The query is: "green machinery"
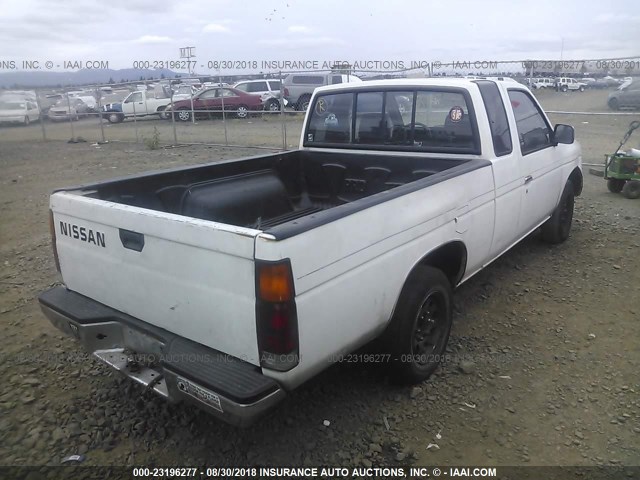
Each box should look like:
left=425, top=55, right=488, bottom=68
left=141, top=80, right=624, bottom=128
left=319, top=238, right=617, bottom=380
left=605, top=120, right=640, bottom=199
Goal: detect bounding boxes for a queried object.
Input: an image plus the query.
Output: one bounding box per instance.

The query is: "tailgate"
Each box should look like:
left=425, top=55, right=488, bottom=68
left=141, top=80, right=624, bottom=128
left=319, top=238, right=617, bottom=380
left=51, top=192, right=262, bottom=365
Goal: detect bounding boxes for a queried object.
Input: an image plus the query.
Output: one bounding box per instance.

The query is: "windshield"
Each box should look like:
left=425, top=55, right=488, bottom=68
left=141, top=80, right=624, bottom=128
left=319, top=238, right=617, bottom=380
left=304, top=89, right=478, bottom=153
left=0, top=101, right=25, bottom=110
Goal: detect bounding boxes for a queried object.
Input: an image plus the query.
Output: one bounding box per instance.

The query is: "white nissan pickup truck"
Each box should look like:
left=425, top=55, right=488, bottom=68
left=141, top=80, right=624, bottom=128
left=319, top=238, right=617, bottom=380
left=39, top=78, right=582, bottom=426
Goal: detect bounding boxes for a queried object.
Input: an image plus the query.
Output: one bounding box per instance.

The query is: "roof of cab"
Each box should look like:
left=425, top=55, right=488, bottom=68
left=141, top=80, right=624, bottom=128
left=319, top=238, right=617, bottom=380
left=314, top=77, right=525, bottom=94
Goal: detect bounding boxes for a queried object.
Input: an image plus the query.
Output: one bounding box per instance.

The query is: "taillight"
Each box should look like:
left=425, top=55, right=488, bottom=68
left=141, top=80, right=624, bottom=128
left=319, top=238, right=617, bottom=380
left=49, top=209, right=61, bottom=272
left=256, top=259, right=299, bottom=371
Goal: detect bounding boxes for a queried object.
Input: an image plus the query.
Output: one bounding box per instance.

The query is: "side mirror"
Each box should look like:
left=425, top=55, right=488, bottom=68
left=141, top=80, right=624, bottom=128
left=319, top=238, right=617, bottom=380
left=554, top=124, right=574, bottom=145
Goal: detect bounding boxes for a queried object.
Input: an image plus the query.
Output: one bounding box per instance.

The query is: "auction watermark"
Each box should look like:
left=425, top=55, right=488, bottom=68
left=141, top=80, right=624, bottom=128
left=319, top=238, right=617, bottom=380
left=0, top=59, right=109, bottom=70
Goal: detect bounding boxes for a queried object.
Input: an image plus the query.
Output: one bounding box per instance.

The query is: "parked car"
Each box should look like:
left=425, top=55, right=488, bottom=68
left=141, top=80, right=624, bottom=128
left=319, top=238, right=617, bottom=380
left=171, top=84, right=198, bottom=101
left=233, top=79, right=287, bottom=111
left=165, top=87, right=263, bottom=121
left=608, top=81, right=640, bottom=110
left=48, top=97, right=91, bottom=121
left=40, top=78, right=582, bottom=426
left=283, top=73, right=362, bottom=110
left=555, top=78, right=587, bottom=92
left=532, top=78, right=554, bottom=89
left=590, top=78, right=616, bottom=89
left=102, top=90, right=172, bottom=123
left=0, top=98, right=40, bottom=125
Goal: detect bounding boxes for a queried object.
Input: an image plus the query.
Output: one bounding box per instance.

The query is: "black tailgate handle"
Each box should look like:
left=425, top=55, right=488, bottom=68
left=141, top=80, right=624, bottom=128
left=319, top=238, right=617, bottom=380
left=119, top=229, right=145, bottom=252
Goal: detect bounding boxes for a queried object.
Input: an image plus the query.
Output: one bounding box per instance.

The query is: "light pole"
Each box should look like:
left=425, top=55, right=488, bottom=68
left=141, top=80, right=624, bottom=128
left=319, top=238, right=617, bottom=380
left=180, top=46, right=196, bottom=124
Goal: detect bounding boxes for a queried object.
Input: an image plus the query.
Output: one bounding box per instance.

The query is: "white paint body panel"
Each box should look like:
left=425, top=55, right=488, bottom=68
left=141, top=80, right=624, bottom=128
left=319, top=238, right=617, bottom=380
left=51, top=78, right=582, bottom=391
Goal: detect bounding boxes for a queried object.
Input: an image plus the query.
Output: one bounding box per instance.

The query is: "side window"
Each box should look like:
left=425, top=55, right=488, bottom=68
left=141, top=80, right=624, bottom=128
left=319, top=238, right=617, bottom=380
left=508, top=90, right=552, bottom=155
left=476, top=81, right=512, bottom=156
left=218, top=89, right=238, bottom=97
left=126, top=92, right=142, bottom=103
left=199, top=89, right=217, bottom=99
left=248, top=82, right=268, bottom=93
left=331, top=75, right=343, bottom=85
left=292, top=75, right=324, bottom=85
left=235, top=83, right=248, bottom=92
left=268, top=80, right=281, bottom=91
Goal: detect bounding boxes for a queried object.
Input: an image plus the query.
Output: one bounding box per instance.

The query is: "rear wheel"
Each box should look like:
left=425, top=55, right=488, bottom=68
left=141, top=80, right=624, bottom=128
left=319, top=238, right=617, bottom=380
left=622, top=180, right=640, bottom=199
left=579, top=86, right=585, bottom=92
left=265, top=99, right=280, bottom=112
left=296, top=95, right=311, bottom=111
left=561, top=85, right=568, bottom=92
left=158, top=107, right=169, bottom=119
left=608, top=98, right=619, bottom=110
left=384, top=266, right=453, bottom=384
left=607, top=178, right=625, bottom=193
left=541, top=180, right=574, bottom=244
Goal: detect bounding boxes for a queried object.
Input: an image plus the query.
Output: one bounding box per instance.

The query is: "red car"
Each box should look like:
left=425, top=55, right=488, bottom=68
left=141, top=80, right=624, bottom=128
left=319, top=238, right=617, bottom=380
left=166, top=87, right=263, bottom=121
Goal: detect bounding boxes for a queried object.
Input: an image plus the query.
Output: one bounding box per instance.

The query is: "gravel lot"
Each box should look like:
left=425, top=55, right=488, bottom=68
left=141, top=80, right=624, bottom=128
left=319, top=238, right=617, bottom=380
left=0, top=87, right=638, bottom=471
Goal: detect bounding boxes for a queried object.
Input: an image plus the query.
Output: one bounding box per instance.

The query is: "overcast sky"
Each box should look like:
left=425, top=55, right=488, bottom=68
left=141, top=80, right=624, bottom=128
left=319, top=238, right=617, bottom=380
left=1, top=0, right=638, bottom=74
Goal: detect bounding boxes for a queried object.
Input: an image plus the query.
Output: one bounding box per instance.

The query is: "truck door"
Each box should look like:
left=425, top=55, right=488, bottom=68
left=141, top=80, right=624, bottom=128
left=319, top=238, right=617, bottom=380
left=507, top=90, right=563, bottom=235
left=122, top=91, right=147, bottom=116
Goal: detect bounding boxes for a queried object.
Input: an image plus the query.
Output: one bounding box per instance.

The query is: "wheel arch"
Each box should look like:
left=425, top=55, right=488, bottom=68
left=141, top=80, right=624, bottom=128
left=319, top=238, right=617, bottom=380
left=568, top=167, right=583, bottom=196
left=381, top=241, right=466, bottom=340
left=390, top=241, right=467, bottom=316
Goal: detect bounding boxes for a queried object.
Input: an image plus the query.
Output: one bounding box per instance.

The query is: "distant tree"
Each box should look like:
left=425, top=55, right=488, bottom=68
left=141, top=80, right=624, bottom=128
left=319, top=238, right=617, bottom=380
left=108, top=77, right=115, bottom=84
left=160, top=73, right=165, bottom=79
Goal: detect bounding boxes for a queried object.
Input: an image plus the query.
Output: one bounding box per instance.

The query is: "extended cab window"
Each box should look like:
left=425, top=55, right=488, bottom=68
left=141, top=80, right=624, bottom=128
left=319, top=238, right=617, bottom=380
left=305, top=89, right=478, bottom=153
left=476, top=81, right=512, bottom=156
left=508, top=90, right=552, bottom=155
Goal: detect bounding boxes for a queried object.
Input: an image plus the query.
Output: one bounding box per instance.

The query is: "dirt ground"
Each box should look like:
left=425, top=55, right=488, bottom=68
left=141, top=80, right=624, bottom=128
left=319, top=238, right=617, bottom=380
left=0, top=88, right=639, bottom=472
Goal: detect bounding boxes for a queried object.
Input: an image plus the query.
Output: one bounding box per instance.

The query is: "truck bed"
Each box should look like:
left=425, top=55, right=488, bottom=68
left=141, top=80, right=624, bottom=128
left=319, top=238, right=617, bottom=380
left=61, top=150, right=489, bottom=239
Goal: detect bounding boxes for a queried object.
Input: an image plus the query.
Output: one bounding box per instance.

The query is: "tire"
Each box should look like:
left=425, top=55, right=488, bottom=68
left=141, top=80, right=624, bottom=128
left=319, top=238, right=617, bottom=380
left=607, top=178, right=625, bottom=193
left=561, top=85, right=568, bottom=92
left=296, top=95, right=311, bottom=112
left=107, top=112, right=123, bottom=124
left=622, top=180, right=640, bottom=199
left=579, top=86, right=585, bottom=92
left=265, top=99, right=280, bottom=112
left=541, top=180, right=575, bottom=244
left=384, top=266, right=453, bottom=385
left=158, top=107, right=169, bottom=119
left=176, top=109, right=191, bottom=122
left=608, top=98, right=619, bottom=111
left=23, top=116, right=30, bottom=126
left=236, top=105, right=249, bottom=119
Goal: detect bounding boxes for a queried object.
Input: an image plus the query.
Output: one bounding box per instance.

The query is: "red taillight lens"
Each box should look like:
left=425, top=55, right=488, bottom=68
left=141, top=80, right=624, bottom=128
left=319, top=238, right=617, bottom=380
left=49, top=209, right=61, bottom=272
left=256, top=260, right=299, bottom=371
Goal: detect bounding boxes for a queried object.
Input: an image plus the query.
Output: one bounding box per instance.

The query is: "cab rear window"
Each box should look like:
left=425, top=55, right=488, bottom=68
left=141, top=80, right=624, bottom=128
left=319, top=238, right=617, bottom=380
left=304, top=89, right=479, bottom=154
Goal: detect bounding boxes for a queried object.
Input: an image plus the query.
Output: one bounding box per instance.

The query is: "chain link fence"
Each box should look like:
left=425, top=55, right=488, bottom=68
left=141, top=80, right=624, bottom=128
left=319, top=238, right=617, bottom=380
left=1, top=57, right=638, bottom=164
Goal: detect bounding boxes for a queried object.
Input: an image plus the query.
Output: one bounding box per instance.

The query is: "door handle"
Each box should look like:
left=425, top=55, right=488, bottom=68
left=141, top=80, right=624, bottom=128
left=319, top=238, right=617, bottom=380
left=524, top=175, right=534, bottom=185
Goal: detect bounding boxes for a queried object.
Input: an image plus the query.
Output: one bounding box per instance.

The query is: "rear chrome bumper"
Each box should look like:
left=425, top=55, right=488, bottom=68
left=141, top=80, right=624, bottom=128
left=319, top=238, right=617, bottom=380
left=39, top=287, right=285, bottom=427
